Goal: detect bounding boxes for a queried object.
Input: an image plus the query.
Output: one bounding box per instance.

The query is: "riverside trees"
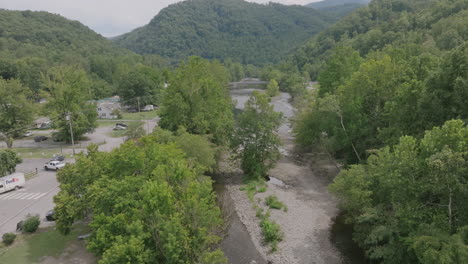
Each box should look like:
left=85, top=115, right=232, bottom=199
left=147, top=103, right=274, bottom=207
left=231, top=91, right=282, bottom=179
left=330, top=120, right=468, bottom=263
left=159, top=57, right=234, bottom=145
left=54, top=132, right=226, bottom=264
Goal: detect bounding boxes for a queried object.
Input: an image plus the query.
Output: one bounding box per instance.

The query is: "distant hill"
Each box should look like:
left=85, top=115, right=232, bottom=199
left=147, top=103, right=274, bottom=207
left=306, top=0, right=370, bottom=9
left=114, top=0, right=343, bottom=65
left=0, top=9, right=129, bottom=61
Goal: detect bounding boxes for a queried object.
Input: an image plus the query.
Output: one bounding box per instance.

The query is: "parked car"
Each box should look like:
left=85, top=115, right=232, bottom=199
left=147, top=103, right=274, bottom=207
left=116, top=123, right=128, bottom=128
left=46, top=210, right=55, bottom=221
left=34, top=136, right=48, bottom=142
left=51, top=155, right=65, bottom=162
left=141, top=105, right=155, bottom=111
left=44, top=161, right=66, bottom=171
left=23, top=131, right=33, bottom=137
left=113, top=125, right=127, bottom=130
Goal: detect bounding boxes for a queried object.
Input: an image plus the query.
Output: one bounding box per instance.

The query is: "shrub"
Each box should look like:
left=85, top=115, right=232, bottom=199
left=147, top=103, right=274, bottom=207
left=265, top=195, right=286, bottom=211
left=260, top=218, right=283, bottom=252
left=2, top=232, right=16, bottom=246
left=23, top=214, right=40, bottom=233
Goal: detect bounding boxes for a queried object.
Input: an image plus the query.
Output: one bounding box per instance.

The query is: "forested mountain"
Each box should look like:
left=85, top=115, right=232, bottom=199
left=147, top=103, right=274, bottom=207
left=114, top=0, right=340, bottom=65
left=306, top=0, right=370, bottom=9
left=0, top=9, right=168, bottom=99
left=294, top=0, right=468, bottom=79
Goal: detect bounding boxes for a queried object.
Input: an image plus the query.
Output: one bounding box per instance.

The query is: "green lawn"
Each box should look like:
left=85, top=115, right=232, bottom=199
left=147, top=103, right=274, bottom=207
left=11, top=148, right=75, bottom=159
left=0, top=225, right=89, bottom=264
left=121, top=110, right=158, bottom=120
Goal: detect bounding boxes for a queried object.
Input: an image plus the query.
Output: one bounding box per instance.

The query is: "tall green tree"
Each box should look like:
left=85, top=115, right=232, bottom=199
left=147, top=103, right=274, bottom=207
left=231, top=91, right=282, bottom=179
left=42, top=66, right=97, bottom=142
left=117, top=64, right=164, bottom=109
left=0, top=149, right=22, bottom=177
left=266, top=79, right=280, bottom=97
left=0, top=78, right=34, bottom=148
left=159, top=57, right=234, bottom=145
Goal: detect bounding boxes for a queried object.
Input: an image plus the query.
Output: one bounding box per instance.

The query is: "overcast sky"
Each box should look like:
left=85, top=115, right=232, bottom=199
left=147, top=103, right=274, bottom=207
left=0, top=0, right=320, bottom=37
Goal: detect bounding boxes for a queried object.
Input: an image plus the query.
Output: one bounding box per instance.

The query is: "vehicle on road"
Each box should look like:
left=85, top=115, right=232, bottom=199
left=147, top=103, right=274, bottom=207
left=23, top=131, right=33, bottom=137
left=116, top=123, right=128, bottom=128
left=44, top=161, right=66, bottom=171
left=46, top=210, right=56, bottom=221
left=113, top=125, right=127, bottom=130
left=141, top=105, right=155, bottom=111
left=34, top=135, right=48, bottom=142
left=51, top=155, right=65, bottom=161
left=0, top=173, right=26, bottom=194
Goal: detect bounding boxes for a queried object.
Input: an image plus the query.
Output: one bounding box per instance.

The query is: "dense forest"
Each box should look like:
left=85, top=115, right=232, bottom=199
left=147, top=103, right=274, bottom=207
left=291, top=0, right=468, bottom=262
left=0, top=9, right=169, bottom=99
left=114, top=0, right=345, bottom=65
left=306, top=0, right=370, bottom=9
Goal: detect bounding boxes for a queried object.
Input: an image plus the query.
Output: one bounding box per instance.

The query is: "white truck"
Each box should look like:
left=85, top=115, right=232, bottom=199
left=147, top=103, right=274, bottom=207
left=0, top=173, right=26, bottom=194
left=44, top=161, right=66, bottom=171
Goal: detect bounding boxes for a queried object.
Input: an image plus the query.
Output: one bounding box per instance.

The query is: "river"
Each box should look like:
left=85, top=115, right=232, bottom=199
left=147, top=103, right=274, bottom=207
left=218, top=88, right=365, bottom=264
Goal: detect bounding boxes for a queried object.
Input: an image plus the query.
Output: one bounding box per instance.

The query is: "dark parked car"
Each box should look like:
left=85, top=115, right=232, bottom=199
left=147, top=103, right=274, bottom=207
left=34, top=136, right=48, bottom=142
left=46, top=210, right=55, bottom=221
left=51, top=155, right=65, bottom=162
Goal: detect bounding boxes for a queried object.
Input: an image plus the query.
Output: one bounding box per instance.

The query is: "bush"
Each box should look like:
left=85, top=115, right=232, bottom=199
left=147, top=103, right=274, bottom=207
left=265, top=195, right=287, bottom=211
left=2, top=232, right=16, bottom=246
left=260, top=218, right=283, bottom=252
left=23, top=214, right=40, bottom=233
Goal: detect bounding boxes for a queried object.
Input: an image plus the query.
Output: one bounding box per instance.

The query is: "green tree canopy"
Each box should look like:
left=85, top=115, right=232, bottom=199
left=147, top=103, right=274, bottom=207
left=231, top=91, right=282, bottom=179
left=54, top=132, right=225, bottom=264
left=0, top=78, right=34, bottom=148
left=117, top=64, right=164, bottom=109
left=42, top=66, right=97, bottom=142
left=159, top=57, right=234, bottom=145
left=330, top=120, right=468, bottom=263
left=0, top=149, right=22, bottom=177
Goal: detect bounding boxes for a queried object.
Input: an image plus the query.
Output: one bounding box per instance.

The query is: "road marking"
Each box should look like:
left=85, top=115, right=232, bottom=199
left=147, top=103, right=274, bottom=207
left=0, top=192, right=48, bottom=200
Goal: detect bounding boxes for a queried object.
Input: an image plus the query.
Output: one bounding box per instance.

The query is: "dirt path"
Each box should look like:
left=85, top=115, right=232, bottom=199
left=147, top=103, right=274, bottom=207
left=226, top=90, right=343, bottom=264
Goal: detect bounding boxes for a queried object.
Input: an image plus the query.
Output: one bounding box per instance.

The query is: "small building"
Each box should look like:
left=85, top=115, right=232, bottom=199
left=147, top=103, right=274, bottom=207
left=97, top=101, right=121, bottom=119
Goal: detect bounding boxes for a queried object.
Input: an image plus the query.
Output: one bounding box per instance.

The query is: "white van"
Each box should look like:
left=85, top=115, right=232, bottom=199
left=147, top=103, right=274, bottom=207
left=0, top=173, right=26, bottom=194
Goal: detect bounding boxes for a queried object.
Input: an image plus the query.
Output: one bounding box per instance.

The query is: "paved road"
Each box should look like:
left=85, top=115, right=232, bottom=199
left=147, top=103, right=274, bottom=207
left=0, top=159, right=59, bottom=235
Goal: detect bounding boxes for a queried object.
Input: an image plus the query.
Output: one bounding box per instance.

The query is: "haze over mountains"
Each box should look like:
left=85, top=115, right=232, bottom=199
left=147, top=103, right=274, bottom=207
left=113, top=0, right=352, bottom=65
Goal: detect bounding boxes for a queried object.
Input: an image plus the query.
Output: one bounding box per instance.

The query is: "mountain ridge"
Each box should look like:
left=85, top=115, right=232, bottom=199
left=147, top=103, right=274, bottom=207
left=114, top=0, right=343, bottom=65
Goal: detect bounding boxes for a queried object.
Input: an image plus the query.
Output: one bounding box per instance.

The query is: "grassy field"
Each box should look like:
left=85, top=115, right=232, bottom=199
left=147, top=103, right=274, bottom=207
left=121, top=110, right=158, bottom=120
left=12, top=148, right=74, bottom=159
left=0, top=225, right=90, bottom=264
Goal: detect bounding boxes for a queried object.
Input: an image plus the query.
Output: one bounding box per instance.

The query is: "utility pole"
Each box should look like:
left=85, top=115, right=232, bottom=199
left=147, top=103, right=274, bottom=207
left=66, top=112, right=75, bottom=155
left=137, top=97, right=140, bottom=113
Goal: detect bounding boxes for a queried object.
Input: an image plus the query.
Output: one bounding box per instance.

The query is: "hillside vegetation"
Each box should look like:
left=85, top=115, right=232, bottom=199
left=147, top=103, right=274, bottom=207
left=0, top=9, right=167, bottom=99
left=294, top=0, right=468, bottom=79
left=114, top=0, right=339, bottom=65
left=306, top=0, right=370, bottom=9
left=291, top=0, right=468, bottom=262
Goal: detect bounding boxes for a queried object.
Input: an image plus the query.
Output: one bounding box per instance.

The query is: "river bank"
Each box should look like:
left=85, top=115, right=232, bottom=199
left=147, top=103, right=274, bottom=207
left=221, top=89, right=346, bottom=263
